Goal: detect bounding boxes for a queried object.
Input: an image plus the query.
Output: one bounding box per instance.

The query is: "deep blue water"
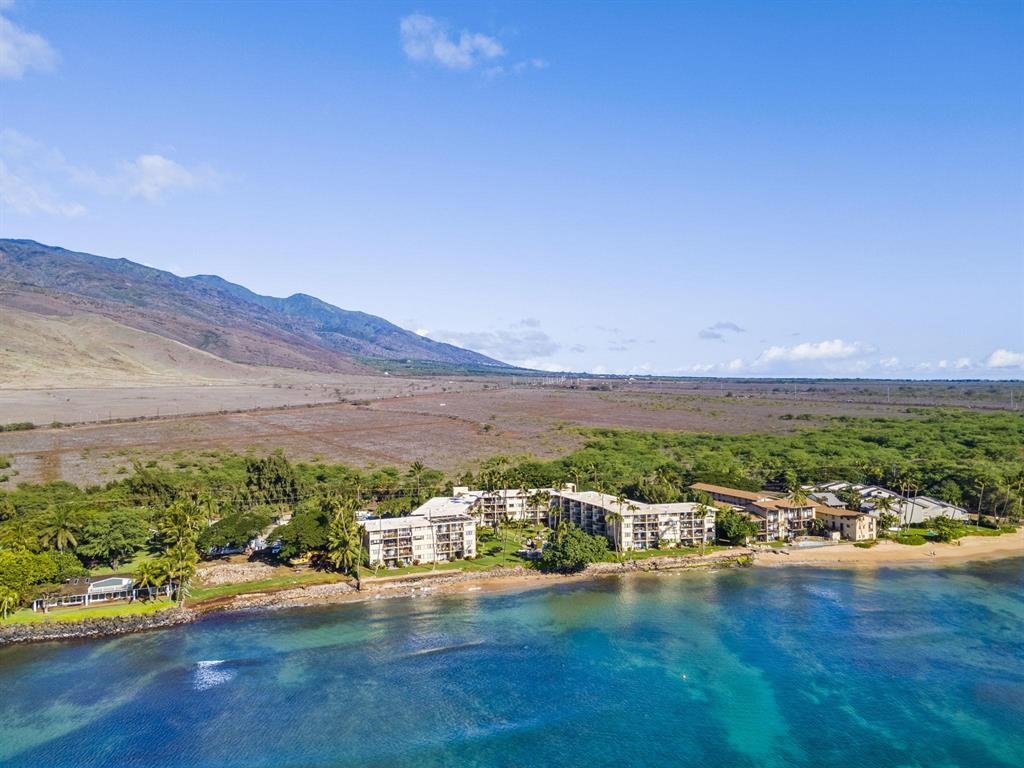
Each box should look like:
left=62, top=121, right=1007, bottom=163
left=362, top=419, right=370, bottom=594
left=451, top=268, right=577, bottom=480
left=1, top=560, right=1022, bottom=768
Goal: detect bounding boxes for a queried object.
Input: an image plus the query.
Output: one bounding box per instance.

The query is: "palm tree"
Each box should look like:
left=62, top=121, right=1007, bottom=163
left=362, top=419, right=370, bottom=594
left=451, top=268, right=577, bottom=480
left=0, top=518, right=41, bottom=552
left=0, top=586, right=19, bottom=620
left=700, top=505, right=711, bottom=555
left=158, top=495, right=210, bottom=548
left=788, top=485, right=809, bottom=506
left=406, top=461, right=426, bottom=504
left=603, top=507, right=624, bottom=556
left=133, top=560, right=166, bottom=601
left=38, top=506, right=81, bottom=553
left=326, top=502, right=363, bottom=588
left=873, top=494, right=896, bottom=515
left=529, top=490, right=551, bottom=527
left=160, top=541, right=199, bottom=607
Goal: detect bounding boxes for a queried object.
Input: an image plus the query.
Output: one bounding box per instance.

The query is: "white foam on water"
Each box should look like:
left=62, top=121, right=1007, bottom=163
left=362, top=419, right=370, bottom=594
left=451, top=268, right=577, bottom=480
left=193, top=660, right=236, bottom=691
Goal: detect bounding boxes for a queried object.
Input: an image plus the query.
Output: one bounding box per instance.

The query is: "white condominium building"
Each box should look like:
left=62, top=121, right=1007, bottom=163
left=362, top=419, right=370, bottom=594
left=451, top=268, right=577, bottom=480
left=451, top=485, right=574, bottom=527
left=549, top=490, right=715, bottom=551
left=362, top=495, right=478, bottom=568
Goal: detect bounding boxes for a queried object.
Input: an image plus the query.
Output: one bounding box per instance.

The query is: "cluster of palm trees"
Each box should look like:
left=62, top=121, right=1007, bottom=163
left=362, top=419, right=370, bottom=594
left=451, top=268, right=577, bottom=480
left=324, top=497, right=363, bottom=588
left=132, top=495, right=212, bottom=607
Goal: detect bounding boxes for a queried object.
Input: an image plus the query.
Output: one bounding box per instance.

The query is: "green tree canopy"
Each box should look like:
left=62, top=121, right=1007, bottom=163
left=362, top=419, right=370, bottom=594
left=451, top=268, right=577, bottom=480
left=539, top=522, right=608, bottom=573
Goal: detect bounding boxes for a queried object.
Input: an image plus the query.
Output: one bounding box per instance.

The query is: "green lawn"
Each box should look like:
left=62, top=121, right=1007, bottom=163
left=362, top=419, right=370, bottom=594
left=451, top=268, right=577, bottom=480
left=356, top=528, right=540, bottom=580
left=901, top=525, right=1010, bottom=540
left=187, top=571, right=348, bottom=603
left=88, top=550, right=158, bottom=577
left=6, top=597, right=175, bottom=624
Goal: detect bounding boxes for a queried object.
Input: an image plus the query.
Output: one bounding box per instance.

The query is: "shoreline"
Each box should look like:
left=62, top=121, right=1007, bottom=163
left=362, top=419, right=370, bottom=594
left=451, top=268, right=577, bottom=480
left=749, top=529, right=1024, bottom=568
left=3, top=532, right=1021, bottom=646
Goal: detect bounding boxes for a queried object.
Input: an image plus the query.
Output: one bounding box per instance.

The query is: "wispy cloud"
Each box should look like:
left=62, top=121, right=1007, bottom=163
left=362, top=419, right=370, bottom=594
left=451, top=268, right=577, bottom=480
left=699, top=320, right=746, bottom=341
left=0, top=9, right=58, bottom=79
left=400, top=14, right=504, bottom=70
left=426, top=318, right=560, bottom=365
left=0, top=158, right=85, bottom=216
left=122, top=154, right=207, bottom=202
left=0, top=129, right=217, bottom=216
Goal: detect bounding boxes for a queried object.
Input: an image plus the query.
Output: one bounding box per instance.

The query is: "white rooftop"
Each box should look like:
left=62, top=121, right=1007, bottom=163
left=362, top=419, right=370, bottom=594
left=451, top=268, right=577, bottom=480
left=412, top=495, right=480, bottom=521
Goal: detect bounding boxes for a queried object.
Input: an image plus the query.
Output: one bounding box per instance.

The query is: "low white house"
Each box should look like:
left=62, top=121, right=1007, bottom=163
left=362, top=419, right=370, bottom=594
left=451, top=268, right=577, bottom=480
left=31, top=576, right=173, bottom=612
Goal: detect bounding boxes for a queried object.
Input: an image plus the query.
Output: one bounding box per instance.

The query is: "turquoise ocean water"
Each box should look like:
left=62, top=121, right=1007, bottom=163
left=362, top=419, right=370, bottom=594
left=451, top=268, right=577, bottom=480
left=1, top=560, right=1022, bottom=768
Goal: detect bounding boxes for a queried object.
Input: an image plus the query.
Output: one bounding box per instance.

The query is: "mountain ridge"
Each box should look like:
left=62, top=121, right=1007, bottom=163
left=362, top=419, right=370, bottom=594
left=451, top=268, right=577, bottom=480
left=0, top=239, right=509, bottom=374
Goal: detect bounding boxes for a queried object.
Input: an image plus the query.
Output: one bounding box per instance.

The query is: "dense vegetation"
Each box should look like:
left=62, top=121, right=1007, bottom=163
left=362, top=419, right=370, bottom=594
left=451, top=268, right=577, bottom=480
left=0, top=410, right=1021, bottom=613
left=538, top=523, right=608, bottom=573
left=507, top=411, right=1024, bottom=516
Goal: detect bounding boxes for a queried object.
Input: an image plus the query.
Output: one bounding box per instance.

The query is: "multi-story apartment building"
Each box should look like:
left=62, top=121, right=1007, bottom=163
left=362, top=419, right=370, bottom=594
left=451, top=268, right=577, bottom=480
left=451, top=485, right=575, bottom=527
left=361, top=495, right=477, bottom=568
left=748, top=498, right=817, bottom=541
left=814, top=506, right=877, bottom=541
left=549, top=490, right=715, bottom=551
left=690, top=482, right=815, bottom=542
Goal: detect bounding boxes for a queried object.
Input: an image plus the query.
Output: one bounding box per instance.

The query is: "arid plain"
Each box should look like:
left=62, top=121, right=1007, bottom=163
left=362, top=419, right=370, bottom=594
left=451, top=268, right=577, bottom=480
left=1, top=373, right=1018, bottom=487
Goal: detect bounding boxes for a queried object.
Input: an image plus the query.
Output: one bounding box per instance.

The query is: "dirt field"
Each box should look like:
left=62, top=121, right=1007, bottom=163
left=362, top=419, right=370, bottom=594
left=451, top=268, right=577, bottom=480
left=1, top=376, right=1019, bottom=486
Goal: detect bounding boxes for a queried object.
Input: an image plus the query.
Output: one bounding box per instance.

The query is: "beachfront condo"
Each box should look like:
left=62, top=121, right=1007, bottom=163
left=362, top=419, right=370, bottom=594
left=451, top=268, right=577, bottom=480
left=549, top=490, right=716, bottom=551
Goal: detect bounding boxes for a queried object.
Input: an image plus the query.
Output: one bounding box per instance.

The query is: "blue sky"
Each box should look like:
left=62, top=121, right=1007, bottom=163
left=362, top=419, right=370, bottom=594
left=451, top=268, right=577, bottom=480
left=1, top=0, right=1022, bottom=378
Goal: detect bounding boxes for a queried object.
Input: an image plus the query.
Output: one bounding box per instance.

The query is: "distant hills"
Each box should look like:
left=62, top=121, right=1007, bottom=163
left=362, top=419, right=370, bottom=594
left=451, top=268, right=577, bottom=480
left=0, top=239, right=508, bottom=381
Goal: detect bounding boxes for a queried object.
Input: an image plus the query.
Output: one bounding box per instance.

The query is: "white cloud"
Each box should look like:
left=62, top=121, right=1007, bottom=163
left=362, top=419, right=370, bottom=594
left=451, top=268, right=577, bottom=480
left=758, top=339, right=871, bottom=364
left=986, top=349, right=1024, bottom=369
left=400, top=14, right=504, bottom=70
left=0, top=11, right=58, bottom=79
left=122, top=154, right=204, bottom=202
left=0, top=129, right=215, bottom=216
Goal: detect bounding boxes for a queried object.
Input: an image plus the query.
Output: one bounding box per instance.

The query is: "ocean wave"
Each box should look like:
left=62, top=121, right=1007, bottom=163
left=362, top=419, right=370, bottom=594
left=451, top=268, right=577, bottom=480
left=193, top=660, right=236, bottom=691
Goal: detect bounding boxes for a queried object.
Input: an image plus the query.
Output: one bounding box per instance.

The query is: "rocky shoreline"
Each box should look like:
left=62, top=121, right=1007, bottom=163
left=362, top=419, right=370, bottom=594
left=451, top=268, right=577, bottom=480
left=0, top=608, right=196, bottom=646
left=3, top=536, right=1020, bottom=647
left=0, top=549, right=802, bottom=646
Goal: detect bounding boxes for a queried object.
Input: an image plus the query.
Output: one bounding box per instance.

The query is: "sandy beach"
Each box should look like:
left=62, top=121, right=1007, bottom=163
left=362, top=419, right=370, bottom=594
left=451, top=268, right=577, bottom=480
left=750, top=529, right=1024, bottom=568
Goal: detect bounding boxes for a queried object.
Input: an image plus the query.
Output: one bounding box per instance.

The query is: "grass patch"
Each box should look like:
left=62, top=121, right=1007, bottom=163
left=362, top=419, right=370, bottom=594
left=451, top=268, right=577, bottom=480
left=853, top=540, right=877, bottom=549
left=88, top=551, right=158, bottom=577
left=6, top=598, right=175, bottom=624
left=187, top=571, right=346, bottom=603
left=894, top=534, right=928, bottom=546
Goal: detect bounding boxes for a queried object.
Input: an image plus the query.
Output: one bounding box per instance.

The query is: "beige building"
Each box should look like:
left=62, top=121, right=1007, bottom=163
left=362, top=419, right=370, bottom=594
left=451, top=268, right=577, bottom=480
left=748, top=498, right=817, bottom=541
left=550, top=490, right=715, bottom=551
left=814, top=506, right=877, bottom=541
left=691, top=482, right=815, bottom=542
left=362, top=496, right=477, bottom=568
